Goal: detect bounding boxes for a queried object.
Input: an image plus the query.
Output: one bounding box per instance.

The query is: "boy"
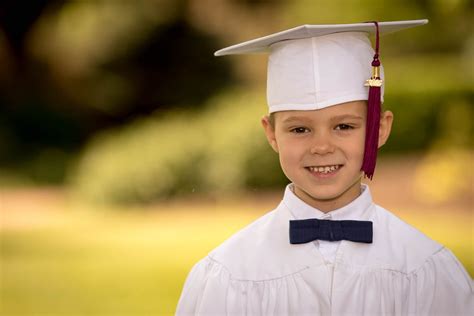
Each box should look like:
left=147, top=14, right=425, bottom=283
left=176, top=20, right=473, bottom=315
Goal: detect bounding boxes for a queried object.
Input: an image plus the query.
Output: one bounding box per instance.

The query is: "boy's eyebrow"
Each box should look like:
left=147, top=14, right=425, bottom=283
left=330, top=114, right=364, bottom=121
left=280, top=116, right=312, bottom=124
left=281, top=114, right=363, bottom=124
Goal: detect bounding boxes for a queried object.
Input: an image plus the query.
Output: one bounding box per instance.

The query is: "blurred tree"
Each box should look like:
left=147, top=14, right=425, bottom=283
left=0, top=0, right=63, bottom=66
left=0, top=0, right=237, bottom=183
left=0, top=0, right=75, bottom=183
left=97, top=18, right=235, bottom=119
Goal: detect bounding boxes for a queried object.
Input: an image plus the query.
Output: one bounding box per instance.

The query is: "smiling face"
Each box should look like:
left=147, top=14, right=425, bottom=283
left=262, top=101, right=392, bottom=212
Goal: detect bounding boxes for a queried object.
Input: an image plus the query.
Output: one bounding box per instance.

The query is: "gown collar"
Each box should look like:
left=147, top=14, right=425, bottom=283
left=282, top=183, right=374, bottom=221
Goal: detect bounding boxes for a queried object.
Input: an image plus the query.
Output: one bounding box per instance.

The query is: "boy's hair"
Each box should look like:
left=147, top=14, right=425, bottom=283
left=268, top=112, right=276, bottom=129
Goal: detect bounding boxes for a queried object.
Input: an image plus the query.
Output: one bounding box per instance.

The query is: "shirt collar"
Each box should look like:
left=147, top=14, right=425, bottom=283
left=282, top=183, right=374, bottom=221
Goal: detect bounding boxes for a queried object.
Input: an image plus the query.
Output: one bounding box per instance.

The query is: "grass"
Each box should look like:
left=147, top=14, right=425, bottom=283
left=1, top=190, right=472, bottom=315
left=1, top=197, right=261, bottom=315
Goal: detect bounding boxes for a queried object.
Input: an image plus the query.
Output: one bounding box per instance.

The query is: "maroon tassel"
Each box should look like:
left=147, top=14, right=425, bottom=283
left=361, top=21, right=383, bottom=180
left=361, top=82, right=381, bottom=179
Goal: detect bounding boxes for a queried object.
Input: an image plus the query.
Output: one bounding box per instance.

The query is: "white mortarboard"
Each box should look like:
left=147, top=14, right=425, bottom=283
left=215, top=19, right=428, bottom=179
left=215, top=20, right=428, bottom=114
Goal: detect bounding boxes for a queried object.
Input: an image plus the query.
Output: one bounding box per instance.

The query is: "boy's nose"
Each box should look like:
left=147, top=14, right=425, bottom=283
left=309, top=135, right=335, bottom=155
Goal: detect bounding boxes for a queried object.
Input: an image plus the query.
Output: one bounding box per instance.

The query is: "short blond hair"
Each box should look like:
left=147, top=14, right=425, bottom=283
left=268, top=112, right=276, bottom=129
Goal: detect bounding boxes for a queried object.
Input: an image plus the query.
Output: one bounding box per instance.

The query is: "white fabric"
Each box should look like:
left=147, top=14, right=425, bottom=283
left=267, top=32, right=384, bottom=113
left=214, top=20, right=428, bottom=56
left=176, top=185, right=474, bottom=315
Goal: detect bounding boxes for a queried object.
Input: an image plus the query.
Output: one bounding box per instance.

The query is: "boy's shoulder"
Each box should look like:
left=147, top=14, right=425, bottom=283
left=207, top=202, right=318, bottom=281
left=367, top=204, right=445, bottom=273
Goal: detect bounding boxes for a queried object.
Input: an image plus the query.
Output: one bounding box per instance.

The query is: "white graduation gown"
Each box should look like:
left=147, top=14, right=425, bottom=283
left=176, top=184, right=473, bottom=315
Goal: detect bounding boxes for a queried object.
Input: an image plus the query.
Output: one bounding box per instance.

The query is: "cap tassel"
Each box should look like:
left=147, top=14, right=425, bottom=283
left=362, top=21, right=382, bottom=180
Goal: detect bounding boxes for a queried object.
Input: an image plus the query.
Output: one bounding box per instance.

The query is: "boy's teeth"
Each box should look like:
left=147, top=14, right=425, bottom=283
left=310, top=165, right=340, bottom=173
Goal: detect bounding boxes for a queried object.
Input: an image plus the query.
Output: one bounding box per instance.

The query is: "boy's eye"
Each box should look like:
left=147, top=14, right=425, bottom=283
left=290, top=127, right=310, bottom=134
left=335, top=124, right=353, bottom=130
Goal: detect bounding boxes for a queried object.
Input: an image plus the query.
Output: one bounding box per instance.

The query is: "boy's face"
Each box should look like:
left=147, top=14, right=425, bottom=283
left=262, top=101, right=392, bottom=212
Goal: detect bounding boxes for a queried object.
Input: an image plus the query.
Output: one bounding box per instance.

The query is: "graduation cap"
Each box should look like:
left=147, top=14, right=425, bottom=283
left=214, top=19, right=428, bottom=179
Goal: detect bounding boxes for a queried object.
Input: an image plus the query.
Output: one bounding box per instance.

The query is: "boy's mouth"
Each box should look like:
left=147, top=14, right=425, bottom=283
left=306, top=164, right=342, bottom=174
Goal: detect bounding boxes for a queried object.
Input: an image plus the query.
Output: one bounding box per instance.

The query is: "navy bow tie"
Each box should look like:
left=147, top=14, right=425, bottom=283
left=289, top=218, right=373, bottom=244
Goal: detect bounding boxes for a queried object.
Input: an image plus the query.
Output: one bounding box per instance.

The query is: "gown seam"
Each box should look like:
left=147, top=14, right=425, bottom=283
left=206, top=245, right=447, bottom=283
left=206, top=254, right=325, bottom=282
left=336, top=245, right=446, bottom=276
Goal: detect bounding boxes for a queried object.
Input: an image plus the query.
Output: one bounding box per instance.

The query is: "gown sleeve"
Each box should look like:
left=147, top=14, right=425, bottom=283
left=176, top=256, right=231, bottom=316
left=412, top=247, right=473, bottom=315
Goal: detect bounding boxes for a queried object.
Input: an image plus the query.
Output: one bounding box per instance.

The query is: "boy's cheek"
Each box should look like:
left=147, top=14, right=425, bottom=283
left=279, top=148, right=302, bottom=168
left=270, top=140, right=279, bottom=152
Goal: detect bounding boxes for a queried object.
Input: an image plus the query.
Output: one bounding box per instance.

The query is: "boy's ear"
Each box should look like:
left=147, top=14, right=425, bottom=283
left=378, top=110, right=394, bottom=148
left=261, top=115, right=279, bottom=153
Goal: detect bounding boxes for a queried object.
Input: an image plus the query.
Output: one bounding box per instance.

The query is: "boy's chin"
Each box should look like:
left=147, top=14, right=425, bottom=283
left=293, top=181, right=362, bottom=210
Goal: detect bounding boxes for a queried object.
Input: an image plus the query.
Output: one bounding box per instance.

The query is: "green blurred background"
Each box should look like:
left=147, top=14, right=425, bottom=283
left=1, top=0, right=472, bottom=315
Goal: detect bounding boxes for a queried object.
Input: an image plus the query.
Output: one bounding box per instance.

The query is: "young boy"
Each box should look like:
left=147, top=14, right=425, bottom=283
left=176, top=20, right=473, bottom=315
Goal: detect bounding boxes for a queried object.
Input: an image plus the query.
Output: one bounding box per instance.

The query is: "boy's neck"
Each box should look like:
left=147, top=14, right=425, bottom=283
left=292, top=180, right=363, bottom=213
